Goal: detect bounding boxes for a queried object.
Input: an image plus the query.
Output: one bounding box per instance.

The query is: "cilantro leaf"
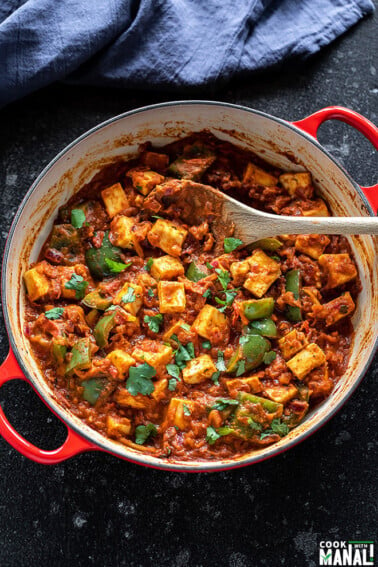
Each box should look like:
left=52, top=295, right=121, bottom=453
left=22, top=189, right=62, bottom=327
left=235, top=359, right=246, bottom=377
left=166, top=363, right=180, bottom=380
left=145, top=258, right=154, bottom=272
left=183, top=404, right=191, bottom=416
left=104, top=258, right=131, bottom=273
left=216, top=351, right=226, bottom=372
left=168, top=378, right=178, bottom=391
left=206, top=262, right=214, bottom=270
left=215, top=268, right=230, bottom=290
left=206, top=425, right=234, bottom=445
left=144, top=313, right=163, bottom=333
left=270, top=418, right=289, bottom=437
left=211, top=371, right=220, bottom=385
left=147, top=288, right=155, bottom=298
left=126, top=363, right=156, bottom=396
left=224, top=237, right=243, bottom=253
left=215, top=289, right=238, bottom=312
left=45, top=307, right=64, bottom=320
left=175, top=340, right=195, bottom=370
left=64, top=273, right=88, bottom=300
left=203, top=289, right=212, bottom=300
left=263, top=351, right=277, bottom=365
left=122, top=288, right=136, bottom=304
left=206, top=425, right=220, bottom=445
left=135, top=423, right=158, bottom=445
left=248, top=418, right=263, bottom=432
left=71, top=208, right=86, bottom=229
left=202, top=340, right=211, bottom=350
left=211, top=398, right=239, bottom=412
left=260, top=418, right=289, bottom=439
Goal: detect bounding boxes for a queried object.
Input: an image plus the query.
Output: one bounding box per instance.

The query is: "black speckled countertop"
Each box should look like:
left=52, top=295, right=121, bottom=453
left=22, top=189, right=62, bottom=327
left=0, top=6, right=377, bottom=566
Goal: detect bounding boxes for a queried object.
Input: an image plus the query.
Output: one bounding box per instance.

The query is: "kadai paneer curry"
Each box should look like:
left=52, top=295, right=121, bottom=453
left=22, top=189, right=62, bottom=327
left=23, top=133, right=359, bottom=461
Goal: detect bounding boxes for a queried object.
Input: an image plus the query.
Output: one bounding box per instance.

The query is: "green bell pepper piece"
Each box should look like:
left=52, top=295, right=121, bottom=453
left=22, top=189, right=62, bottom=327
left=94, top=309, right=117, bottom=347
left=186, top=262, right=208, bottom=282
left=65, top=338, right=91, bottom=374
left=249, top=238, right=282, bottom=251
left=81, top=377, right=106, bottom=405
left=242, top=298, right=274, bottom=320
left=249, top=318, right=278, bottom=338
left=227, top=333, right=270, bottom=374
left=85, top=231, right=122, bottom=280
left=229, top=393, right=282, bottom=438
left=52, top=341, right=67, bottom=365
left=285, top=269, right=302, bottom=322
left=238, top=392, right=282, bottom=414
left=82, top=290, right=113, bottom=310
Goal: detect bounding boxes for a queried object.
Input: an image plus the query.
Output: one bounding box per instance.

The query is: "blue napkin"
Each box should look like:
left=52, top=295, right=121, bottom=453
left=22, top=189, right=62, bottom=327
left=0, top=0, right=374, bottom=107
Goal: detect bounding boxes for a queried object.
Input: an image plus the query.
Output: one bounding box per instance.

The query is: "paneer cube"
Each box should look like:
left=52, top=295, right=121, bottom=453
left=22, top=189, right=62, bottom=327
left=286, top=343, right=326, bottom=380
left=151, top=378, right=168, bottom=402
left=295, top=234, right=330, bottom=259
left=115, top=388, right=151, bottom=409
left=110, top=215, right=143, bottom=256
left=158, top=281, right=186, bottom=313
left=150, top=255, right=184, bottom=280
left=318, top=254, right=357, bottom=289
left=128, top=168, right=165, bottom=196
left=264, top=384, right=298, bottom=404
left=243, top=250, right=281, bottom=298
left=192, top=304, right=229, bottom=341
left=106, top=350, right=135, bottom=380
left=114, top=282, right=143, bottom=315
left=106, top=415, right=132, bottom=437
left=301, top=199, right=329, bottom=217
left=313, top=292, right=355, bottom=327
left=182, top=354, right=217, bottom=384
left=147, top=218, right=188, bottom=257
left=278, top=329, right=309, bottom=360
left=163, top=398, right=202, bottom=430
left=163, top=319, right=192, bottom=344
left=132, top=342, right=173, bottom=368
left=225, top=375, right=263, bottom=398
left=230, top=258, right=251, bottom=285
left=243, top=162, right=278, bottom=186
left=279, top=172, right=313, bottom=197
left=101, top=183, right=129, bottom=218
left=24, top=265, right=51, bottom=302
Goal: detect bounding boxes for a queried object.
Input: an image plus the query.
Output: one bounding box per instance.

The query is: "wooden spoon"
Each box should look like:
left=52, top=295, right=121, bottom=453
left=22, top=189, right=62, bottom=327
left=168, top=180, right=378, bottom=246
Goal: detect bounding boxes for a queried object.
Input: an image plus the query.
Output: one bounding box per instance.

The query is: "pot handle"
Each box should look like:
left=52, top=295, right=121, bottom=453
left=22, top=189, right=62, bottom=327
left=0, top=350, right=97, bottom=464
left=292, top=106, right=378, bottom=215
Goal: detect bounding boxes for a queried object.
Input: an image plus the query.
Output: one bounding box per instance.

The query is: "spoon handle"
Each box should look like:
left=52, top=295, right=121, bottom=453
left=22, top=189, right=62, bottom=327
left=228, top=207, right=378, bottom=241
left=262, top=214, right=378, bottom=236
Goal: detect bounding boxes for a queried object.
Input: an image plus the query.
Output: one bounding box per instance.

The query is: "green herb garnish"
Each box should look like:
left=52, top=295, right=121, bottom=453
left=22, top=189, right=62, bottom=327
left=104, top=258, right=131, bottom=273
left=122, top=288, right=136, bottom=304
left=211, top=398, right=239, bottom=412
left=126, top=363, right=156, bottom=396
left=144, top=313, right=163, bottom=333
left=64, top=273, right=88, bottom=300
left=135, top=423, right=158, bottom=445
left=45, top=307, right=64, bottom=320
left=223, top=237, right=243, bottom=253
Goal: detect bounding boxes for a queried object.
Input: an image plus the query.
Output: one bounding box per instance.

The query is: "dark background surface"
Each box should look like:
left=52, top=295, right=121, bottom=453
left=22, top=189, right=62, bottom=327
left=0, top=5, right=377, bottom=567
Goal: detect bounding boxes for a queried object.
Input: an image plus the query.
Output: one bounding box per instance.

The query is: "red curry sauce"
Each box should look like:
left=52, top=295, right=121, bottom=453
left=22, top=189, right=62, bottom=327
left=23, top=133, right=360, bottom=461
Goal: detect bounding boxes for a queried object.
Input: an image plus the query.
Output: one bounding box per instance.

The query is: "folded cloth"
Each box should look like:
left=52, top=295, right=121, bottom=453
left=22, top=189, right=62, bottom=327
left=0, top=0, right=374, bottom=107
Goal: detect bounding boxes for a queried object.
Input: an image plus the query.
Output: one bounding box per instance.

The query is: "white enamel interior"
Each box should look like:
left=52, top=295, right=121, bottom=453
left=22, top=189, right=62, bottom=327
left=3, top=102, right=377, bottom=471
